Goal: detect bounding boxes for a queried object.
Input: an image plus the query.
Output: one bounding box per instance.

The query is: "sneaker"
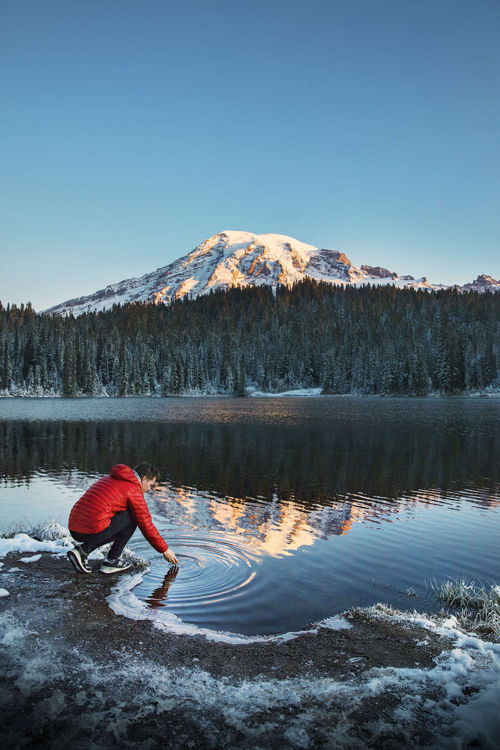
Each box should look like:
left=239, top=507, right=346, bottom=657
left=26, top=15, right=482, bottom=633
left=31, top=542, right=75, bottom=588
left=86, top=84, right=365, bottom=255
left=67, top=545, right=91, bottom=574
left=99, top=558, right=132, bottom=575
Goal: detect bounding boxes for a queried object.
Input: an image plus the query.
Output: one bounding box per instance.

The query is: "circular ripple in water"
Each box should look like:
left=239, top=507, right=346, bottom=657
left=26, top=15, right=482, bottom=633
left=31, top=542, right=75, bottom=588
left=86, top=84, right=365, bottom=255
left=133, top=531, right=260, bottom=613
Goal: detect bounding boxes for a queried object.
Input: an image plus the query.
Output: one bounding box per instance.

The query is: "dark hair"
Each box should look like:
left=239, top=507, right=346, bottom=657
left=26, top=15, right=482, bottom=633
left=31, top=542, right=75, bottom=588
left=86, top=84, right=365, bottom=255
left=134, top=461, right=160, bottom=481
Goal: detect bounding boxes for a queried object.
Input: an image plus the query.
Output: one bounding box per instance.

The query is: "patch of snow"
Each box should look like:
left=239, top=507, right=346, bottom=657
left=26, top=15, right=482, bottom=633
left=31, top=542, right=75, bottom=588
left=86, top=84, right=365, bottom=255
left=19, top=554, right=42, bottom=564
left=0, top=588, right=9, bottom=597
left=320, top=616, right=353, bottom=631
left=450, top=675, right=500, bottom=748
left=248, top=387, right=323, bottom=398
left=174, top=276, right=199, bottom=298
left=0, top=533, right=72, bottom=558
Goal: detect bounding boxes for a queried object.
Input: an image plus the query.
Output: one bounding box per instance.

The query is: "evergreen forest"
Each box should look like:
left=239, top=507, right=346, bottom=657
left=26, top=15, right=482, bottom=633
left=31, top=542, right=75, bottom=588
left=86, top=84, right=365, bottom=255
left=0, top=281, right=498, bottom=397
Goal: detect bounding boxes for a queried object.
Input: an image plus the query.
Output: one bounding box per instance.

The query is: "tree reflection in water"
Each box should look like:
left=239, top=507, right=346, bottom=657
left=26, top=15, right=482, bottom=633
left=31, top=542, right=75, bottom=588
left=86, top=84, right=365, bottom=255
left=1, top=410, right=498, bottom=504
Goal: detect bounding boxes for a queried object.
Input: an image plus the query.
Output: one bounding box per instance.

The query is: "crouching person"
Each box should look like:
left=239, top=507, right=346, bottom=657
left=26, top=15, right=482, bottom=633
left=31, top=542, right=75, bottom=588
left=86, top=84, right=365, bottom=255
left=67, top=461, right=178, bottom=574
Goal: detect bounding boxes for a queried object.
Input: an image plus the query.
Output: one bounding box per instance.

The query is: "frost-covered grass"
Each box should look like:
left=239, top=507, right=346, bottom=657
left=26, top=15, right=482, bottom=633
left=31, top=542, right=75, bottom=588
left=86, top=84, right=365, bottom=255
left=432, top=578, right=500, bottom=640
left=0, top=519, right=69, bottom=542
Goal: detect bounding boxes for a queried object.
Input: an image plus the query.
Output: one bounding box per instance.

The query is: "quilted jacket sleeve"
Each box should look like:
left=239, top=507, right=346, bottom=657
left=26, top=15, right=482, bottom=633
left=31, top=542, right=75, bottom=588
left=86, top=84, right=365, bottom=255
left=127, top=487, right=168, bottom=553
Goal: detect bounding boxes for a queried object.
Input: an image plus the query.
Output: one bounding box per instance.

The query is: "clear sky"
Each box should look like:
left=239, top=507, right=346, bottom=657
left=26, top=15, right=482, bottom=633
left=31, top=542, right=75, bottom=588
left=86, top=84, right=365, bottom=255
left=1, top=0, right=499, bottom=310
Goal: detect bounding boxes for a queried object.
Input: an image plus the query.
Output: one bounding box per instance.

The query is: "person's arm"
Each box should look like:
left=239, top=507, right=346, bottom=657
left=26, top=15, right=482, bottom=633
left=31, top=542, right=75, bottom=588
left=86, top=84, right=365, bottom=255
left=127, top=487, right=169, bottom=554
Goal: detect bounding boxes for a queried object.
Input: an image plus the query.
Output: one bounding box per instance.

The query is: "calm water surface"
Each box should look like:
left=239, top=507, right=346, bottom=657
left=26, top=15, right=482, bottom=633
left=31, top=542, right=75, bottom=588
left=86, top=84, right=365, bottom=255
left=1, top=396, right=499, bottom=636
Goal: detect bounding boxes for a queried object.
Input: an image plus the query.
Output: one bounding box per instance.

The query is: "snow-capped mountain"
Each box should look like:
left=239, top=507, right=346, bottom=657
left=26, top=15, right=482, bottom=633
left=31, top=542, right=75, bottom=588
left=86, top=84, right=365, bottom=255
left=460, top=274, right=500, bottom=293
left=45, top=231, right=499, bottom=315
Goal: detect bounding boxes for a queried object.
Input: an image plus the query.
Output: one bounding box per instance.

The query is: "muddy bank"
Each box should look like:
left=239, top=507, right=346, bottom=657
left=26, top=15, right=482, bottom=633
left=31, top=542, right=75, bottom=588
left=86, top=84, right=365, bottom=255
left=0, top=552, right=497, bottom=749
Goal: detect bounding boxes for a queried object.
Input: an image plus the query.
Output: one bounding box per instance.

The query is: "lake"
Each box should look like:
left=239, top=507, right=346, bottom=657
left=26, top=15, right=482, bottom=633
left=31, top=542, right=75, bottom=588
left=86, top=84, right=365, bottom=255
left=1, top=396, right=499, bottom=636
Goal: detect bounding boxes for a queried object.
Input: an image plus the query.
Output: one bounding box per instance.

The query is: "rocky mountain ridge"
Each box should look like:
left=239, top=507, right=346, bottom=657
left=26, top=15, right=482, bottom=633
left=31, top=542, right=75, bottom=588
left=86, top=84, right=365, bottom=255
left=45, top=230, right=499, bottom=315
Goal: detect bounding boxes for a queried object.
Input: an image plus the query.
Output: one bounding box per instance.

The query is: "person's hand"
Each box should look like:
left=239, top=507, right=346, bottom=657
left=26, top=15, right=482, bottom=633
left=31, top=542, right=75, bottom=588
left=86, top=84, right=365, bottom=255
left=163, top=549, right=179, bottom=565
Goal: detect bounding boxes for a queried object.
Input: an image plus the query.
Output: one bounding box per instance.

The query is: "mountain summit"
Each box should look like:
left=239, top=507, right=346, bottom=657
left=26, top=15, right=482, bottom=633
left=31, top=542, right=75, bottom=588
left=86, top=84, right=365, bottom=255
left=45, top=231, right=499, bottom=315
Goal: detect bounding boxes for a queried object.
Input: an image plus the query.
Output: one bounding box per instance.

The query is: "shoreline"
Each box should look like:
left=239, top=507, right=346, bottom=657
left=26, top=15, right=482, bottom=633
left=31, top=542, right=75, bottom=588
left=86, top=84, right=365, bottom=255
left=0, top=389, right=499, bottom=399
left=1, top=544, right=499, bottom=748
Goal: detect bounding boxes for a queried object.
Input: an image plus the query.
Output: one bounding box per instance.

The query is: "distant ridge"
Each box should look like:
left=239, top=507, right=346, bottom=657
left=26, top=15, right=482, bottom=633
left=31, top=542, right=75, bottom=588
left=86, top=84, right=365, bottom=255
left=45, top=230, right=500, bottom=315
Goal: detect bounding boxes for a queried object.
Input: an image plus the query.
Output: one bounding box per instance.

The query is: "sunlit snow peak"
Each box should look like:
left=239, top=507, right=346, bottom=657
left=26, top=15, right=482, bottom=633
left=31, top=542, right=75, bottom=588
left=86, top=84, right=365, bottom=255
left=45, top=231, right=499, bottom=315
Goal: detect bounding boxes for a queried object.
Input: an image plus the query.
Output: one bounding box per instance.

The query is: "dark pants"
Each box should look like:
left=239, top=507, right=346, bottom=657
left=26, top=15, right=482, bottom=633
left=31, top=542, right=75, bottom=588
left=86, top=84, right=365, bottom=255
left=70, top=510, right=137, bottom=560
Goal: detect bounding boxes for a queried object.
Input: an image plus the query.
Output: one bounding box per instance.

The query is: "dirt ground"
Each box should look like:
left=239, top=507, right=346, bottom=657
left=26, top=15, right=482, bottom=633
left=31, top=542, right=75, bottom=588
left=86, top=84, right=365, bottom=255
left=0, top=552, right=483, bottom=749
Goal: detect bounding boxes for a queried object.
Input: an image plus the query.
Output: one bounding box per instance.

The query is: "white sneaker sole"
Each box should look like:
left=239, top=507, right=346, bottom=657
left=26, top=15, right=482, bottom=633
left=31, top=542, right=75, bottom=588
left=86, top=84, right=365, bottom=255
left=67, top=549, right=91, bottom=574
left=99, top=563, right=132, bottom=575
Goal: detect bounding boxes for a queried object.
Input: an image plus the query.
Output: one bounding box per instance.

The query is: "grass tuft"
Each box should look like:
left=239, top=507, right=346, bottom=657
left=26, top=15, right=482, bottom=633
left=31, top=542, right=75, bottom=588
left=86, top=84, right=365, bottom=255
left=431, top=578, right=500, bottom=639
left=1, top=519, right=69, bottom=541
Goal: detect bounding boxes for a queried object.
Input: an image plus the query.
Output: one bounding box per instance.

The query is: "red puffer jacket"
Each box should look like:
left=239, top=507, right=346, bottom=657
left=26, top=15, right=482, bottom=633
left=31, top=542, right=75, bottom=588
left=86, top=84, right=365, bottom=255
left=68, top=464, right=168, bottom=553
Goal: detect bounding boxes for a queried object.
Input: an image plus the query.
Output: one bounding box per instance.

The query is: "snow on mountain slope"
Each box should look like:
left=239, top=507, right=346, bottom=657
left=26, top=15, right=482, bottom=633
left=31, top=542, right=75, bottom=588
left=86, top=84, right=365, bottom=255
left=44, top=231, right=499, bottom=315
left=461, top=274, right=500, bottom=293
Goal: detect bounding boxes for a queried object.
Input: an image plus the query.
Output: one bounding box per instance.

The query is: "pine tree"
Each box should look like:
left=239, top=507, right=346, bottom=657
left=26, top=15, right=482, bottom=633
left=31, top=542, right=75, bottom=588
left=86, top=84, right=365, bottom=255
left=1, top=340, right=12, bottom=391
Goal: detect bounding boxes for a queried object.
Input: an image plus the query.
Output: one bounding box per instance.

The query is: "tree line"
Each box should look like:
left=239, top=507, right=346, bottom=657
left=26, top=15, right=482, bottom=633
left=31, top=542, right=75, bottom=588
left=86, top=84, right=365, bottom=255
left=0, top=281, right=498, bottom=397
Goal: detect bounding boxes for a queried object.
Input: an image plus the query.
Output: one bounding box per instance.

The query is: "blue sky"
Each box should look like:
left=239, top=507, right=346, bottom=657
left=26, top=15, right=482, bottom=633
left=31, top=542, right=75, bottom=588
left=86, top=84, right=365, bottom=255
left=1, top=0, right=499, bottom=310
